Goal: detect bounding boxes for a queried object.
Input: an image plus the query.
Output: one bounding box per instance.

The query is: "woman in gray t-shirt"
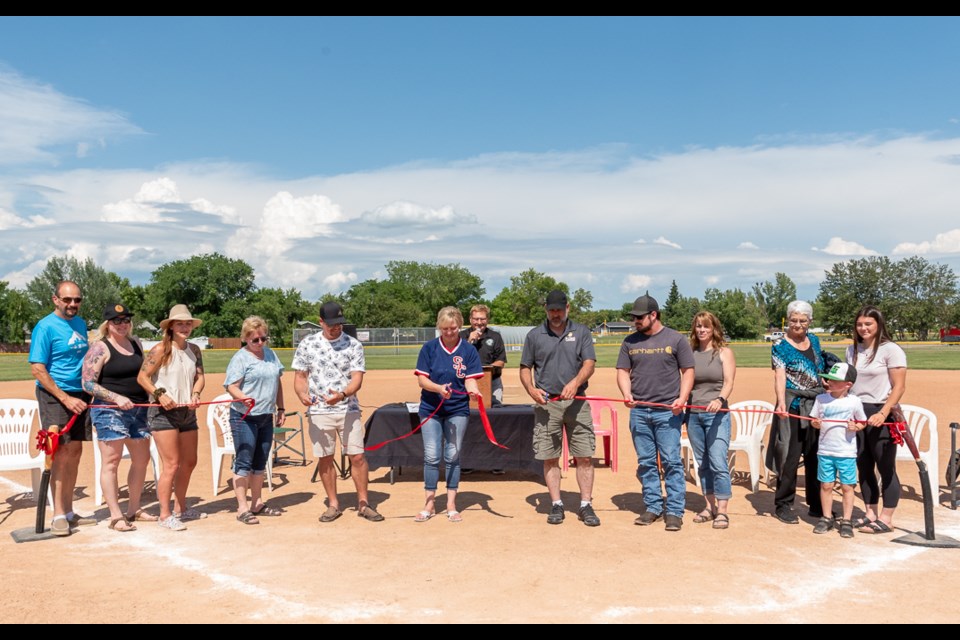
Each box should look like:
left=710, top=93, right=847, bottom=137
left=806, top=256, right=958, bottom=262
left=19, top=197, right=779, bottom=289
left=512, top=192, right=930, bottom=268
left=685, top=311, right=736, bottom=529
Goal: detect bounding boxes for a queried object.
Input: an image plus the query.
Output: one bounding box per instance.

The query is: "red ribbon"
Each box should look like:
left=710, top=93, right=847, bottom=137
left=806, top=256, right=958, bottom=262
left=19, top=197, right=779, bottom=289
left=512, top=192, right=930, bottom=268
left=364, top=390, right=507, bottom=452
left=35, top=398, right=255, bottom=457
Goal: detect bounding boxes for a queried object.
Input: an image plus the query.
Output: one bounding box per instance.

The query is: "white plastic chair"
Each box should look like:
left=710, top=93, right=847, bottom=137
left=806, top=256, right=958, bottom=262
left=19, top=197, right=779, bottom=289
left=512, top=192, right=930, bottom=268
left=91, top=423, right=161, bottom=505
left=681, top=400, right=774, bottom=492
left=207, top=393, right=272, bottom=495
left=0, top=399, right=52, bottom=506
left=896, top=404, right=938, bottom=490
left=727, top=400, right=775, bottom=492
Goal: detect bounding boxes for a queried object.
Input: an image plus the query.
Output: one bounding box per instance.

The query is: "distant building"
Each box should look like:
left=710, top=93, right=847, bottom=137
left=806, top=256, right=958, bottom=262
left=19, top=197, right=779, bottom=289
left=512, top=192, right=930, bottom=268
left=595, top=321, right=633, bottom=336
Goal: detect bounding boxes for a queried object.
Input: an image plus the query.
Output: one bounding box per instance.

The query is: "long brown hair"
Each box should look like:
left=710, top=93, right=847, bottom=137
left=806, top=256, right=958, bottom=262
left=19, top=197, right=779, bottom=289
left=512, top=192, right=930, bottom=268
left=689, top=311, right=727, bottom=352
left=159, top=325, right=176, bottom=367
left=853, top=305, right=893, bottom=365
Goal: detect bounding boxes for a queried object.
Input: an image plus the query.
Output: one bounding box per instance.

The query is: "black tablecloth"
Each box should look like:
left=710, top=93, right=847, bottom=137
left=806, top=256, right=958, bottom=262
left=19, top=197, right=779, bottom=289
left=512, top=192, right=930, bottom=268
left=364, top=403, right=541, bottom=474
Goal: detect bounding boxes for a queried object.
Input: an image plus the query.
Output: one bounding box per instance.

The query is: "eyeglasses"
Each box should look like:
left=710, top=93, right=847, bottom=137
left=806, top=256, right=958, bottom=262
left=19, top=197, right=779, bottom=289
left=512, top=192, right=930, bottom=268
left=110, top=317, right=132, bottom=325
left=248, top=336, right=270, bottom=345
left=632, top=313, right=651, bottom=322
left=788, top=318, right=810, bottom=325
left=58, top=296, right=83, bottom=304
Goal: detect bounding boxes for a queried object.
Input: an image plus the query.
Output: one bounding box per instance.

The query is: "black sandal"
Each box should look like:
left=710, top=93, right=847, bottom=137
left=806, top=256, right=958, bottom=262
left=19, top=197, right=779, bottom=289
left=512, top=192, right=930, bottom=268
left=237, top=511, right=260, bottom=525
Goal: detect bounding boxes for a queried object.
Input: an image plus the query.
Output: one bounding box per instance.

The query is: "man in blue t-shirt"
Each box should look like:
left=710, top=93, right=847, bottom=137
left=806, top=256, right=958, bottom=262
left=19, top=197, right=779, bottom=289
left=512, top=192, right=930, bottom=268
left=28, top=280, right=93, bottom=536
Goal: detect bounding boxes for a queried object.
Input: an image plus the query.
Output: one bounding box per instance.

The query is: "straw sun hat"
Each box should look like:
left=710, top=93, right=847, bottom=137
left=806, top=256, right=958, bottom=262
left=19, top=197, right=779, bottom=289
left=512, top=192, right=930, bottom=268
left=159, top=304, right=203, bottom=331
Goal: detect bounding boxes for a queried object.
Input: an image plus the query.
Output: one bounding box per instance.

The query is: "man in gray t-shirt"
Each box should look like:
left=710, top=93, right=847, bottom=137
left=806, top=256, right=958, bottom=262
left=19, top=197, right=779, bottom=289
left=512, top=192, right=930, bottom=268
left=520, top=290, right=601, bottom=527
left=616, top=292, right=694, bottom=532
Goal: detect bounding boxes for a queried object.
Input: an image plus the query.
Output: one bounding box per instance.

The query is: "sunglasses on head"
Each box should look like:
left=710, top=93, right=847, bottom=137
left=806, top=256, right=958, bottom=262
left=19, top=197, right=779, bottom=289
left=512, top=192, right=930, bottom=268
left=110, top=317, right=132, bottom=325
left=248, top=336, right=269, bottom=345
left=58, top=296, right=83, bottom=304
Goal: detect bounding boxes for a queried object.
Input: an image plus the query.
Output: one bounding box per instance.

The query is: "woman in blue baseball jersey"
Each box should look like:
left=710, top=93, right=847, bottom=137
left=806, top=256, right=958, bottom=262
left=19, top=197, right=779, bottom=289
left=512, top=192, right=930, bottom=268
left=414, top=307, right=482, bottom=523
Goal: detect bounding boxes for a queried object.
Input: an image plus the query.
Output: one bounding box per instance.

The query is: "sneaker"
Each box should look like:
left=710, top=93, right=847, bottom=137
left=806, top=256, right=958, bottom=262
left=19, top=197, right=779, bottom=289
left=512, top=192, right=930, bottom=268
left=578, top=504, right=601, bottom=527
left=634, top=511, right=662, bottom=526
left=175, top=509, right=207, bottom=522
left=546, top=503, right=565, bottom=525
left=775, top=507, right=799, bottom=525
left=51, top=517, right=71, bottom=537
left=158, top=515, right=187, bottom=531
left=67, top=513, right=97, bottom=527
left=813, top=517, right=835, bottom=534
left=664, top=514, right=683, bottom=532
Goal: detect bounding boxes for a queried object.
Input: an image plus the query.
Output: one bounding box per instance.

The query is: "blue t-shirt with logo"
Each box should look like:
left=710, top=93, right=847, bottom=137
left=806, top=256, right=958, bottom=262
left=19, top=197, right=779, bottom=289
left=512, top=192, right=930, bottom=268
left=415, top=338, right=483, bottom=418
left=28, top=313, right=89, bottom=392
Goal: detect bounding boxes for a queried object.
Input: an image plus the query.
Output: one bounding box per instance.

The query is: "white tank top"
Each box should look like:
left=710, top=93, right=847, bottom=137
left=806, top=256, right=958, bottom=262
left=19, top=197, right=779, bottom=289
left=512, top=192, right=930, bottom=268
left=153, top=344, right=197, bottom=404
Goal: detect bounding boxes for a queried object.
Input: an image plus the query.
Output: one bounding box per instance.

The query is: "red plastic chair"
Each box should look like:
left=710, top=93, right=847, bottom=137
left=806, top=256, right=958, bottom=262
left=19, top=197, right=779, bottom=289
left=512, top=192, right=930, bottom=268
left=562, top=399, right=619, bottom=472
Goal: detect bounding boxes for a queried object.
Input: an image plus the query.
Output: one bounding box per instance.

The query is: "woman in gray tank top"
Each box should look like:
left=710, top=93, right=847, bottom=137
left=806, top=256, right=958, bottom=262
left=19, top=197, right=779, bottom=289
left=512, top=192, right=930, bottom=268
left=685, top=311, right=736, bottom=529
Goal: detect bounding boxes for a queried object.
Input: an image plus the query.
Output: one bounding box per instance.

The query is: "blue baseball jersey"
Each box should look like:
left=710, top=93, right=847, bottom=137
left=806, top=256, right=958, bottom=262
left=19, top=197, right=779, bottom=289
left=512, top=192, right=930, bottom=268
left=28, top=312, right=89, bottom=391
left=415, top=337, right=483, bottom=417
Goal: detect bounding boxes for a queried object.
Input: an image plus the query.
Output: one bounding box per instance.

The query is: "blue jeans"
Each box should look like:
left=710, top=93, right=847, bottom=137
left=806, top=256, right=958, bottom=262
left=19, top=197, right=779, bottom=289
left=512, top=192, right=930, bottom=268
left=630, top=406, right=685, bottom=517
left=685, top=411, right=732, bottom=500
left=230, top=410, right=274, bottom=476
left=421, top=414, right=468, bottom=491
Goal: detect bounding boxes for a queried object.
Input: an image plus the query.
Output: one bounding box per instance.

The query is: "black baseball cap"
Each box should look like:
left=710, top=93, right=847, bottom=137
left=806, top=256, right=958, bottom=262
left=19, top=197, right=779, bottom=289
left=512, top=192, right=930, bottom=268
left=103, top=303, right=133, bottom=322
left=545, top=290, right=568, bottom=310
left=630, top=292, right=659, bottom=317
left=320, top=301, right=347, bottom=325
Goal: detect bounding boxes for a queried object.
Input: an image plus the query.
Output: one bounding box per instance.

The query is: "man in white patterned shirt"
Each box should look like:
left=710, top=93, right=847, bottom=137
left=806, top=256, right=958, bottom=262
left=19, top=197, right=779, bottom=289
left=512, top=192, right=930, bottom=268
left=293, top=302, right=383, bottom=523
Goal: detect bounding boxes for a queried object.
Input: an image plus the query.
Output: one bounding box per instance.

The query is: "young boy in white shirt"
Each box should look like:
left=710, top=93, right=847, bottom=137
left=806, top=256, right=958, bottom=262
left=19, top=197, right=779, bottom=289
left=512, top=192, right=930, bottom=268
left=810, top=362, right=867, bottom=538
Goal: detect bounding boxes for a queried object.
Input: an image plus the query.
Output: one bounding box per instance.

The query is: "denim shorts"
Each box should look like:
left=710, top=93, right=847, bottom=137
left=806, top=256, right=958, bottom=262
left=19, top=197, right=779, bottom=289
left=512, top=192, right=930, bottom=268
left=91, top=404, right=149, bottom=441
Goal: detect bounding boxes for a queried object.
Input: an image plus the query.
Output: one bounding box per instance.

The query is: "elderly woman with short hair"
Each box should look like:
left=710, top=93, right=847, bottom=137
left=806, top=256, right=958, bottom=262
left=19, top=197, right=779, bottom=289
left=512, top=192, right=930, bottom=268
left=769, top=300, right=831, bottom=525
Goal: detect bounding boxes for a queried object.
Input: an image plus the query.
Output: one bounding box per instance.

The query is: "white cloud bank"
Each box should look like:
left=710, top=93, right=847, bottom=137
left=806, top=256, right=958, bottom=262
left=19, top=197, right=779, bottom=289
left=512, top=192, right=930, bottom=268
left=102, top=177, right=239, bottom=224
left=813, top=237, right=879, bottom=256
left=359, top=201, right=475, bottom=228
left=893, top=229, right=960, bottom=255
left=0, top=65, right=141, bottom=165
left=621, top=274, right=652, bottom=293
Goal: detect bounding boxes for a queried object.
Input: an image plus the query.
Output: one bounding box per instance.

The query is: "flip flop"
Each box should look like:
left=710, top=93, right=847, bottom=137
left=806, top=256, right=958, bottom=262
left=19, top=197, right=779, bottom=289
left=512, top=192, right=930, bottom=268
left=237, top=511, right=260, bottom=525
left=252, top=504, right=282, bottom=517
left=414, top=510, right=435, bottom=523
left=860, top=520, right=894, bottom=534
left=108, top=517, right=137, bottom=532
left=853, top=516, right=876, bottom=529
left=447, top=510, right=463, bottom=523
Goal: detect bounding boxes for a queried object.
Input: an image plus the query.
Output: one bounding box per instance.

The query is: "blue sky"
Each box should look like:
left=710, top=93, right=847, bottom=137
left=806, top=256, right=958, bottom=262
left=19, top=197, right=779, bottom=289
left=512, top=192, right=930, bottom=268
left=2, top=16, right=960, bottom=311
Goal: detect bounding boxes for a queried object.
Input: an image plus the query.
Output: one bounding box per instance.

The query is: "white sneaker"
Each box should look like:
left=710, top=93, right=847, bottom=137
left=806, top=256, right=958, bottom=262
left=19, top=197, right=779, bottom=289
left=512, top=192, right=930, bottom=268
left=158, top=515, right=187, bottom=531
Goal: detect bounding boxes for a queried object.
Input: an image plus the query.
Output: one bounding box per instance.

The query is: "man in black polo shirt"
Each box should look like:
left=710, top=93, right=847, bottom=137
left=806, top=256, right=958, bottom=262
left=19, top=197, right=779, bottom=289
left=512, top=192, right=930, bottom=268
left=461, top=304, right=507, bottom=407
left=519, top=290, right=600, bottom=527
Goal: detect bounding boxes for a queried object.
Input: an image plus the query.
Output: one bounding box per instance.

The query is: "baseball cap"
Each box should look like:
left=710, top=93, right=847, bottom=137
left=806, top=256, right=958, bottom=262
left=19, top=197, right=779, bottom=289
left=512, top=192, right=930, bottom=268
left=320, top=301, right=347, bottom=325
left=103, top=303, right=133, bottom=322
left=544, top=290, right=568, bottom=310
left=630, top=292, right=659, bottom=317
left=820, top=362, right=857, bottom=384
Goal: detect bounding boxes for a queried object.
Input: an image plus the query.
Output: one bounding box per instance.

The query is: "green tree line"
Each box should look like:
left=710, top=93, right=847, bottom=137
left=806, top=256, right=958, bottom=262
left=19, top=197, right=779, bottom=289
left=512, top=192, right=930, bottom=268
left=2, top=254, right=958, bottom=344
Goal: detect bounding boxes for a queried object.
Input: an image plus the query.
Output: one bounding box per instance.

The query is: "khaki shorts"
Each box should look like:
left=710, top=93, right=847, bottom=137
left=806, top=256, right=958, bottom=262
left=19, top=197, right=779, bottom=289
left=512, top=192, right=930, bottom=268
left=533, top=399, right=595, bottom=461
left=308, top=412, right=364, bottom=458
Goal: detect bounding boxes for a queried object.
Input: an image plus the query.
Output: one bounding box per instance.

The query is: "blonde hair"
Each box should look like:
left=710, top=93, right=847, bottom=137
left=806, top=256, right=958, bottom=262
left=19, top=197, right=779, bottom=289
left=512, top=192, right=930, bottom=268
left=689, top=311, right=727, bottom=352
left=241, top=316, right=269, bottom=342
left=470, top=304, right=491, bottom=319
left=94, top=320, right=110, bottom=342
left=436, top=306, right=464, bottom=329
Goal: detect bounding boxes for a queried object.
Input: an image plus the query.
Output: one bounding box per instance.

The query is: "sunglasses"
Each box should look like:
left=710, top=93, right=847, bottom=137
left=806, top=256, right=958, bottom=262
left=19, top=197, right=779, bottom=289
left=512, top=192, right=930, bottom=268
left=248, top=336, right=270, bottom=345
left=110, top=317, right=133, bottom=325
left=58, top=296, right=83, bottom=304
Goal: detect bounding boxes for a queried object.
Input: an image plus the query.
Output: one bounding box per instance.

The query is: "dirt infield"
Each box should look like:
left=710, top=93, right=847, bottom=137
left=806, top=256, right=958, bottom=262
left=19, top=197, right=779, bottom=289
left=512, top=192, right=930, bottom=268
left=1, top=368, right=958, bottom=623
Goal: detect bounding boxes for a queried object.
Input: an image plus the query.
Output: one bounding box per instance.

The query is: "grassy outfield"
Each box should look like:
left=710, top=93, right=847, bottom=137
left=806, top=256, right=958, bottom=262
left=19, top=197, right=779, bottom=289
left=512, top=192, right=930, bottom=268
left=3, top=342, right=960, bottom=382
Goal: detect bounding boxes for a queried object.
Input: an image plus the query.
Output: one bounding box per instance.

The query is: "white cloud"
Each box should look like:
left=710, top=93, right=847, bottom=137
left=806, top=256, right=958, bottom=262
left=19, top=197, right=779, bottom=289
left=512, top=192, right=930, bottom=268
left=633, top=239, right=647, bottom=244
left=101, top=177, right=239, bottom=224
left=322, top=271, right=358, bottom=292
left=621, top=274, right=652, bottom=293
left=738, top=241, right=759, bottom=250
left=359, top=201, right=475, bottom=228
left=0, top=65, right=142, bottom=165
left=653, top=236, right=682, bottom=249
left=813, top=237, right=879, bottom=256
left=704, top=275, right=721, bottom=285
left=0, top=207, right=54, bottom=229
left=893, top=229, right=960, bottom=255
